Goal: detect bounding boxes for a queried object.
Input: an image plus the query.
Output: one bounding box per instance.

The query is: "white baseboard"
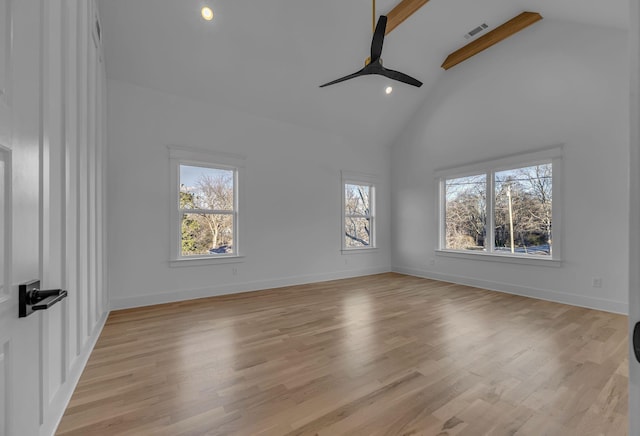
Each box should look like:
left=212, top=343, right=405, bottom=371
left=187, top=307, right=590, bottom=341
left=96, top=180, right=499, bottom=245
left=45, top=310, right=110, bottom=436
left=393, top=266, right=628, bottom=315
left=110, top=266, right=391, bottom=310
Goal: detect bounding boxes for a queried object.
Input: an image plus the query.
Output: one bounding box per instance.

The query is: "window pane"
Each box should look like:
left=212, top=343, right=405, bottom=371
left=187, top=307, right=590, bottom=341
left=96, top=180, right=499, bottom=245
left=181, top=213, right=234, bottom=256
left=180, top=165, right=234, bottom=211
left=445, top=175, right=487, bottom=251
left=345, top=217, right=371, bottom=248
left=494, top=164, right=552, bottom=256
left=345, top=184, right=370, bottom=216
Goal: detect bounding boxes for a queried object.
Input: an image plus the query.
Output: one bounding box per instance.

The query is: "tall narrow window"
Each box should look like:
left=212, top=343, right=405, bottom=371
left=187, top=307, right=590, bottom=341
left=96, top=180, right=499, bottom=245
left=445, top=174, right=486, bottom=251
left=170, top=146, right=244, bottom=264
left=494, top=164, right=552, bottom=255
left=342, top=172, right=376, bottom=250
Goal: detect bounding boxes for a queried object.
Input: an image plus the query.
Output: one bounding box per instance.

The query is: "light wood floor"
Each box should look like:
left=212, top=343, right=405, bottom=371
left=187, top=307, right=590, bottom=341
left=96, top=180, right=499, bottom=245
left=57, top=273, right=629, bottom=435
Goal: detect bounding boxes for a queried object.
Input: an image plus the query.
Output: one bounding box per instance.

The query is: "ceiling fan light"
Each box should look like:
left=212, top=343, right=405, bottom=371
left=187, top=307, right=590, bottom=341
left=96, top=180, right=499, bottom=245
left=201, top=6, right=214, bottom=21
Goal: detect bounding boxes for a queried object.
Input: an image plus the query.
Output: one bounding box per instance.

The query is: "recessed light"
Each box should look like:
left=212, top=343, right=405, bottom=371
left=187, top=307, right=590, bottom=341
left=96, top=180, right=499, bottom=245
left=201, top=6, right=214, bottom=21
left=385, top=86, right=393, bottom=95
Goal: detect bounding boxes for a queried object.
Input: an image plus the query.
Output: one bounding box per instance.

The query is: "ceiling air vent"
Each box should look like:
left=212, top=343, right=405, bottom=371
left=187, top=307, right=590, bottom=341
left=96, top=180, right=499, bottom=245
left=464, top=23, right=488, bottom=40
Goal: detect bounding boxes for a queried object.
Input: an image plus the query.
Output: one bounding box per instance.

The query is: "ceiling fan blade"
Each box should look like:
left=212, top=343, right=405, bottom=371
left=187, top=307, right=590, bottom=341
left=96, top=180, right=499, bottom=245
left=319, top=69, right=366, bottom=88
left=381, top=67, right=423, bottom=87
left=370, top=15, right=387, bottom=63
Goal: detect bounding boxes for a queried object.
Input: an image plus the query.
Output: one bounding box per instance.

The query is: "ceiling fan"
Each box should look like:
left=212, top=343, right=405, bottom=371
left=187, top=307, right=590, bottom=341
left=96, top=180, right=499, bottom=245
left=320, top=0, right=426, bottom=89
left=320, top=15, right=422, bottom=88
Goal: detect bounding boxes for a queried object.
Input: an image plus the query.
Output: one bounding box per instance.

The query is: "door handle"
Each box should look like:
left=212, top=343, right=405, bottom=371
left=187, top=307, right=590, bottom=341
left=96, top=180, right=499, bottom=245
left=19, top=280, right=68, bottom=317
left=30, top=289, right=68, bottom=311
left=634, top=322, right=640, bottom=364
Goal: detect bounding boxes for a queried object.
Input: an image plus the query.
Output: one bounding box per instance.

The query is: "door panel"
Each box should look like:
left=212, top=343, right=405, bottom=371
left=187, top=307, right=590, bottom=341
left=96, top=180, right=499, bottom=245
left=64, top=0, right=79, bottom=366
left=42, top=0, right=65, bottom=410
left=0, top=148, right=11, bottom=436
left=0, top=0, right=10, bottom=148
left=76, top=0, right=89, bottom=353
left=0, top=341, right=7, bottom=436
left=8, top=0, right=41, bottom=431
left=0, top=0, right=8, bottom=94
left=87, top=22, right=96, bottom=335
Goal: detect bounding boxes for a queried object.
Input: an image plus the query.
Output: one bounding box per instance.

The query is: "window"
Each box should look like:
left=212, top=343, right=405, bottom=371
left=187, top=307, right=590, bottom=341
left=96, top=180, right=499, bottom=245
left=179, top=165, right=235, bottom=256
left=437, top=147, right=562, bottom=264
left=342, top=172, right=376, bottom=250
left=169, top=146, right=244, bottom=265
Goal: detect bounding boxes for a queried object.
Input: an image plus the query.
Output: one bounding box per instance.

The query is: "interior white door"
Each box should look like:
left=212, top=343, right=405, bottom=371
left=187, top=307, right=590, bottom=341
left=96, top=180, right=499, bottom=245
left=630, top=1, right=640, bottom=435
left=0, top=0, right=47, bottom=434
left=0, top=0, right=44, bottom=433
left=0, top=0, right=10, bottom=425
left=0, top=146, right=15, bottom=436
left=0, top=0, right=110, bottom=434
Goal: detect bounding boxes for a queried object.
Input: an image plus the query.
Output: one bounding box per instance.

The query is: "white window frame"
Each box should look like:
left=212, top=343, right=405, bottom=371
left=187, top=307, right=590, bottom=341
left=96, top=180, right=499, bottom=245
left=169, top=146, right=245, bottom=267
left=341, top=171, right=377, bottom=252
left=435, top=146, right=563, bottom=267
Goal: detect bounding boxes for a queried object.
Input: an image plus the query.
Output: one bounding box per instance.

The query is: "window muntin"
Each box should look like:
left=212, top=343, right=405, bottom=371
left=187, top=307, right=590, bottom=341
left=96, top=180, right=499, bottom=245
left=439, top=150, right=560, bottom=262
left=343, top=182, right=375, bottom=249
left=178, top=164, right=237, bottom=257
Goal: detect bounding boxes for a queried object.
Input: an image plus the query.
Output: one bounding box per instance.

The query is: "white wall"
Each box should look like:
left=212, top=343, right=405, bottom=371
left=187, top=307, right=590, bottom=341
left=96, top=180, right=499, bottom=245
left=107, top=80, right=391, bottom=309
left=391, top=19, right=629, bottom=314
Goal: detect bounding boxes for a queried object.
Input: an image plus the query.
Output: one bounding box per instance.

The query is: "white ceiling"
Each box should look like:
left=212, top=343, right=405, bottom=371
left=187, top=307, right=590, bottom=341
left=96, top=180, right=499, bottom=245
left=96, top=0, right=628, bottom=146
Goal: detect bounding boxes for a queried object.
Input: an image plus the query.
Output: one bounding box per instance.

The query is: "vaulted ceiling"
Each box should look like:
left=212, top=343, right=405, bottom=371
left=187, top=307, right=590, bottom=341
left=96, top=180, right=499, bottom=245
left=97, top=0, right=628, bottom=146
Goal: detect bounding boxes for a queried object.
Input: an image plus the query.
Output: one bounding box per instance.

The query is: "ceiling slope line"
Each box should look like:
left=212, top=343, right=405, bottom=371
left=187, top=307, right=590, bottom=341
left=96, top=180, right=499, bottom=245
left=386, top=0, right=431, bottom=35
left=441, top=11, right=543, bottom=70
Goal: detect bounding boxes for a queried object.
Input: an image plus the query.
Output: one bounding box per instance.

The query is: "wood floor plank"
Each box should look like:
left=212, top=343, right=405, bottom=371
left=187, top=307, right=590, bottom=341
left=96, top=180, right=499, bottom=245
left=56, top=273, right=628, bottom=435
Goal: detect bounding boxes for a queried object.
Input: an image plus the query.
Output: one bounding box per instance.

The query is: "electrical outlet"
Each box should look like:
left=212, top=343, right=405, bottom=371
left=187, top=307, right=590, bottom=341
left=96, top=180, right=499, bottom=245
left=232, top=267, right=238, bottom=276
left=592, top=277, right=602, bottom=288
left=428, top=258, right=435, bottom=266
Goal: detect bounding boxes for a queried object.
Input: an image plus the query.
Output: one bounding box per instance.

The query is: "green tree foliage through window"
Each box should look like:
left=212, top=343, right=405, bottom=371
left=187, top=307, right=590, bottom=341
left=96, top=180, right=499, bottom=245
left=179, top=165, right=235, bottom=256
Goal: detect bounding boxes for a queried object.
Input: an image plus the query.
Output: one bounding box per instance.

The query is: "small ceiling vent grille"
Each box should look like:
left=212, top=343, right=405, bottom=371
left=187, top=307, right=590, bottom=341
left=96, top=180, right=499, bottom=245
left=464, top=23, right=488, bottom=40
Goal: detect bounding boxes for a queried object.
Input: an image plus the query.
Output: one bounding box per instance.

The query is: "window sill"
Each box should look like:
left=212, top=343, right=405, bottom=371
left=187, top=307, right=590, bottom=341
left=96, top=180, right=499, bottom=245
left=435, top=250, right=562, bottom=267
left=169, top=255, right=245, bottom=268
left=341, top=247, right=378, bottom=255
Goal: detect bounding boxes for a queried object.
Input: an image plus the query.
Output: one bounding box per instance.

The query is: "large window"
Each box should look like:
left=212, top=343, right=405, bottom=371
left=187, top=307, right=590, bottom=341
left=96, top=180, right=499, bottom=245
left=438, top=147, right=562, bottom=263
left=170, top=147, right=244, bottom=264
left=342, top=172, right=376, bottom=250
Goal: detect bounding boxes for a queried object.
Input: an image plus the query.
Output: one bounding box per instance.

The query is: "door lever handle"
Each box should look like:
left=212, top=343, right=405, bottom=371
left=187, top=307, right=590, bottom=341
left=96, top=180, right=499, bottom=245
left=27, top=288, right=65, bottom=304
left=30, top=289, right=68, bottom=311
left=19, top=280, right=68, bottom=317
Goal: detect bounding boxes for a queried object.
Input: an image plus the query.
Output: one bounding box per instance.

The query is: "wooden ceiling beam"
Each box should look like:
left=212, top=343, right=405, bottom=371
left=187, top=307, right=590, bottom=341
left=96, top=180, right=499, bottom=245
left=441, top=12, right=543, bottom=70
left=385, top=0, right=431, bottom=35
